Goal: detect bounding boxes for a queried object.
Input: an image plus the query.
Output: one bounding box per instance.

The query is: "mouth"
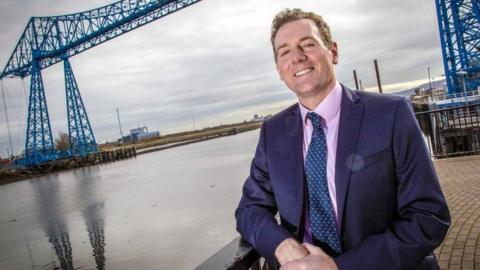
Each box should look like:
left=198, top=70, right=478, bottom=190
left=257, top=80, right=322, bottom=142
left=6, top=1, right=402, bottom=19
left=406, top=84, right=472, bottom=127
left=294, top=68, right=314, bottom=77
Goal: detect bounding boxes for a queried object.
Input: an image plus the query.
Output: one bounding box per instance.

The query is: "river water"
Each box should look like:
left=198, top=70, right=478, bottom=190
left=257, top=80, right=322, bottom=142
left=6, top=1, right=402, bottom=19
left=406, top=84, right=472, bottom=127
left=0, top=129, right=260, bottom=270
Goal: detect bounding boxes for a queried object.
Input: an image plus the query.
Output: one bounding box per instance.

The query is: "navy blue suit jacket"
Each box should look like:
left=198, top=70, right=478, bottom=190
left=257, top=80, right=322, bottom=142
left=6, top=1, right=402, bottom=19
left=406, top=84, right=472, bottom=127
left=235, top=86, right=450, bottom=270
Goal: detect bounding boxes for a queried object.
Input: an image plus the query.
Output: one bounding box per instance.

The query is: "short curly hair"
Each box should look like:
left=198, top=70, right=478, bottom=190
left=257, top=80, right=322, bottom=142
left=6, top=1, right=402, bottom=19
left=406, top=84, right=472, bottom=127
left=271, top=8, right=333, bottom=59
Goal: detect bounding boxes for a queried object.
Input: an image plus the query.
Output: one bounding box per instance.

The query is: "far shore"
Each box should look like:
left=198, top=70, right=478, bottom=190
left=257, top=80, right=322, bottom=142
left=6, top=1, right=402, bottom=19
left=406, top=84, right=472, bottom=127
left=0, top=121, right=263, bottom=185
left=100, top=121, right=262, bottom=154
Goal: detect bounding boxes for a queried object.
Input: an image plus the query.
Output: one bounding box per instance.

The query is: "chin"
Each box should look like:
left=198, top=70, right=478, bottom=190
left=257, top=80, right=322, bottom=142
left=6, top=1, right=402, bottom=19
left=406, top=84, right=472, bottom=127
left=293, top=84, right=321, bottom=96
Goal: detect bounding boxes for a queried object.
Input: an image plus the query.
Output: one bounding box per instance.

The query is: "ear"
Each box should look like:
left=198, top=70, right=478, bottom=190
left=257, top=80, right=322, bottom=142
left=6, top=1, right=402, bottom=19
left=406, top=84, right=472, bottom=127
left=330, top=42, right=339, bottom=65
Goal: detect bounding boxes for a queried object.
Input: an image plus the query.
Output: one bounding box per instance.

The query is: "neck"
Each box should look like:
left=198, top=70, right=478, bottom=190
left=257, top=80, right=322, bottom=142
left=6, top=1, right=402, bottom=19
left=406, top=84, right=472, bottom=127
left=298, top=79, right=336, bottom=110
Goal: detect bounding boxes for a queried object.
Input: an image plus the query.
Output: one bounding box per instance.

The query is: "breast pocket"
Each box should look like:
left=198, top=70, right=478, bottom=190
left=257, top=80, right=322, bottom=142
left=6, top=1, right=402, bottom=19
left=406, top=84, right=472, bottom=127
left=351, top=147, right=391, bottom=173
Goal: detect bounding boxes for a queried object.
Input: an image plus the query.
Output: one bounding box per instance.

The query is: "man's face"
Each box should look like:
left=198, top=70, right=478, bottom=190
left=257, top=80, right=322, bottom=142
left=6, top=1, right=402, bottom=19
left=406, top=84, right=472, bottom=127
left=274, top=19, right=338, bottom=100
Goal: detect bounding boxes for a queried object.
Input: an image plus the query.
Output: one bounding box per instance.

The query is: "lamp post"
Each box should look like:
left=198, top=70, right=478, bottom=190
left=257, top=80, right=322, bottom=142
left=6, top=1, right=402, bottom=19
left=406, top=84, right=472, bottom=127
left=427, top=66, right=432, bottom=90
left=457, top=70, right=468, bottom=105
left=117, top=108, right=124, bottom=144
left=427, top=66, right=433, bottom=101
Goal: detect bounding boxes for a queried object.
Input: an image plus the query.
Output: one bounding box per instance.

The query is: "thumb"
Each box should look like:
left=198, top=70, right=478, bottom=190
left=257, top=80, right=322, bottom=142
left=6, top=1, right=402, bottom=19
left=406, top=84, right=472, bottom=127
left=301, top=242, right=328, bottom=256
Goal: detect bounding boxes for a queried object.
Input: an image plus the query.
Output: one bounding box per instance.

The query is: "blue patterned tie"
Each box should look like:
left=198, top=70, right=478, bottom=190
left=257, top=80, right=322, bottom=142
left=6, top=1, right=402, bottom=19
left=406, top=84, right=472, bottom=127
left=306, top=112, right=342, bottom=255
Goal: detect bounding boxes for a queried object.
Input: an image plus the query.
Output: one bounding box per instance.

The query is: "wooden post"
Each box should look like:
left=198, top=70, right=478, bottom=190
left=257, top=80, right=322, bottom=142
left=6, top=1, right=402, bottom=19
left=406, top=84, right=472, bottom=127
left=374, top=59, right=383, bottom=94
left=353, top=70, right=359, bottom=90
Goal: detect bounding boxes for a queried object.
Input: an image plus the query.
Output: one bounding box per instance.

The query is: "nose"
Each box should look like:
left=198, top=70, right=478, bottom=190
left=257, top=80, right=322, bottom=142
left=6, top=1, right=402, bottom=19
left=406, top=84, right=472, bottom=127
left=292, top=45, right=307, bottom=63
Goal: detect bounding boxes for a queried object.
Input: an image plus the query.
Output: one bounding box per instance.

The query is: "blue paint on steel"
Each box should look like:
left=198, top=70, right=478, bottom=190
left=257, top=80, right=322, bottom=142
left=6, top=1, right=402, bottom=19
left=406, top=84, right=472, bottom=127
left=23, top=60, right=56, bottom=165
left=64, top=58, right=97, bottom=157
left=2, top=0, right=203, bottom=166
left=435, top=0, right=480, bottom=95
left=0, top=0, right=203, bottom=79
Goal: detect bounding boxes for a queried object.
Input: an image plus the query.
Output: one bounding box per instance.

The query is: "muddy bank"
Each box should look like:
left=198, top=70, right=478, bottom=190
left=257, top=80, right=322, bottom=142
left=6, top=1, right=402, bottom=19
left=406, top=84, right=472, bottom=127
left=0, top=148, right=136, bottom=185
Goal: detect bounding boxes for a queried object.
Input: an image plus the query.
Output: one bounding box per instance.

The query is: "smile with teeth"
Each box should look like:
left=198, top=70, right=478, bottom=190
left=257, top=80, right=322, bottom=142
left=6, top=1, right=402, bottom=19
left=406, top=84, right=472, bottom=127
left=294, top=68, right=314, bottom=77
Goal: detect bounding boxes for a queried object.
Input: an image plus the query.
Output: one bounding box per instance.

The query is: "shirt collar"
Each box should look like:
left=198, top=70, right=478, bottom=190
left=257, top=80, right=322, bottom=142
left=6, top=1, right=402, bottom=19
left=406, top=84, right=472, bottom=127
left=299, top=81, right=342, bottom=126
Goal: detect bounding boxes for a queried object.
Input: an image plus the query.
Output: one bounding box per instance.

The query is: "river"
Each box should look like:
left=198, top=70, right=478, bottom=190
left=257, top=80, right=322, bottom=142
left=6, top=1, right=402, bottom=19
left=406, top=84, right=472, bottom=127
left=0, top=129, right=260, bottom=270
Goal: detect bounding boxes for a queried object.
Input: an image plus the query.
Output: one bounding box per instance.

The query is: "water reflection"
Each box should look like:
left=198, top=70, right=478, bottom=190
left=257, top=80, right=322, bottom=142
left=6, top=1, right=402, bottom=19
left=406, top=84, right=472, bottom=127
left=32, top=176, right=74, bottom=269
left=84, top=202, right=105, bottom=270
left=31, top=167, right=106, bottom=270
left=75, top=167, right=105, bottom=270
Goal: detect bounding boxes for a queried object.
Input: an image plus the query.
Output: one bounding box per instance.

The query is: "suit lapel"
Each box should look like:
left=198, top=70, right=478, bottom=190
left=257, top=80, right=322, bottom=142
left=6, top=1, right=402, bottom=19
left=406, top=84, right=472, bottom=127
left=283, top=105, right=305, bottom=236
left=335, top=86, right=364, bottom=233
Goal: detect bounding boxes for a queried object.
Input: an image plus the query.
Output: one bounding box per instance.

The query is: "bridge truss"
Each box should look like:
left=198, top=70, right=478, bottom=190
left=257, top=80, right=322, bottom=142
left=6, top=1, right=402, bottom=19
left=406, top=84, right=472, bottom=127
left=0, top=0, right=203, bottom=165
left=435, top=0, right=480, bottom=96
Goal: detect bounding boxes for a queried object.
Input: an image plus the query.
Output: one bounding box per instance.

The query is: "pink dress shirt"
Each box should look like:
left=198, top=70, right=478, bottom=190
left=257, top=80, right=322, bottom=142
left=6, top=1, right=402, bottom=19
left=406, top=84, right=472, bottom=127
left=299, top=82, right=343, bottom=243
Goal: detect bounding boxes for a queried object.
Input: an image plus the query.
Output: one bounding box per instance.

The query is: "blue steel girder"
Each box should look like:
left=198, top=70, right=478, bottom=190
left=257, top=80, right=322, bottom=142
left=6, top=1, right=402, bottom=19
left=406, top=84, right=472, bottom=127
left=64, top=59, right=97, bottom=156
left=0, top=0, right=203, bottom=79
left=24, top=61, right=56, bottom=164
left=436, top=0, right=480, bottom=95
left=474, top=0, right=480, bottom=21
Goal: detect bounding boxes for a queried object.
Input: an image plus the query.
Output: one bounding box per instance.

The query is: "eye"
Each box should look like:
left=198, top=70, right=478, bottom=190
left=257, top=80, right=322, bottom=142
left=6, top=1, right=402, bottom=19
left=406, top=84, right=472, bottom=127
left=302, top=42, right=316, bottom=48
left=279, top=50, right=290, bottom=57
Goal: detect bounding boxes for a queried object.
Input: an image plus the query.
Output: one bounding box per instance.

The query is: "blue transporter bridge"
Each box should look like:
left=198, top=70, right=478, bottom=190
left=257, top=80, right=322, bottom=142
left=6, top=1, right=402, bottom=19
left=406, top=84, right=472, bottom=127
left=436, top=0, right=480, bottom=98
left=0, top=0, right=203, bottom=166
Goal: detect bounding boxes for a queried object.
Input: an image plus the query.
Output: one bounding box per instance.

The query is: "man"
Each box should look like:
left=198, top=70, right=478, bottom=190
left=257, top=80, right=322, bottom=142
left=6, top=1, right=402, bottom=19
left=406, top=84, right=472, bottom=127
left=235, top=8, right=450, bottom=270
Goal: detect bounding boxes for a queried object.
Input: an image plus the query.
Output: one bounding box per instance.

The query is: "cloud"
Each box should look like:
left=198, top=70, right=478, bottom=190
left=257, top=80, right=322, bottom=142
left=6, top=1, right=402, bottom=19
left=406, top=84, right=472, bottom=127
left=0, top=0, right=445, bottom=156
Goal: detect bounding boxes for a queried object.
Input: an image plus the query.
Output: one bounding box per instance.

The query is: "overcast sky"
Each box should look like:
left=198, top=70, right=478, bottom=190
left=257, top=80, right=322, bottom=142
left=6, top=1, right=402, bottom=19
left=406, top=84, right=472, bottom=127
left=0, top=0, right=443, bottom=157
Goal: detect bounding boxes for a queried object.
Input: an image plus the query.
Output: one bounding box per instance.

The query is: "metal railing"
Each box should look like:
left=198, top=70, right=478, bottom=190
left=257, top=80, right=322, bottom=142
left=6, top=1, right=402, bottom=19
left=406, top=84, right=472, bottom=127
left=429, top=89, right=480, bottom=102
left=415, top=103, right=480, bottom=158
left=194, top=237, right=261, bottom=270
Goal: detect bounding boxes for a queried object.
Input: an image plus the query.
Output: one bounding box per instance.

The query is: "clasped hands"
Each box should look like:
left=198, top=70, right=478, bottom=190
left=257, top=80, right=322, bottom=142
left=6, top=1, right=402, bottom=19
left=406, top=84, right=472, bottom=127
left=275, top=238, right=338, bottom=270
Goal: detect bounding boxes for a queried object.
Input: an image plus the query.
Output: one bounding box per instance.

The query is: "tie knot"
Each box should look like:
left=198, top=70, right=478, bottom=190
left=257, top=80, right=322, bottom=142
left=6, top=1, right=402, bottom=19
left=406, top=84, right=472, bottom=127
left=307, top=112, right=323, bottom=130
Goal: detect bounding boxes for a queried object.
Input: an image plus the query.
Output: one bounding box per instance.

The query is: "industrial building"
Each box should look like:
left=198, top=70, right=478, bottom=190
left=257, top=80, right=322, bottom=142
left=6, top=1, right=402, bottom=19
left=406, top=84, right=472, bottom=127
left=119, top=126, right=160, bottom=143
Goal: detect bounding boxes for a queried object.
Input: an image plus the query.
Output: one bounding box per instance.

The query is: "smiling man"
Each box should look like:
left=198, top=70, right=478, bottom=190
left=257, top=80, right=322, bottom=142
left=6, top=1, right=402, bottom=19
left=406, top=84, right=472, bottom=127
left=235, top=8, right=450, bottom=270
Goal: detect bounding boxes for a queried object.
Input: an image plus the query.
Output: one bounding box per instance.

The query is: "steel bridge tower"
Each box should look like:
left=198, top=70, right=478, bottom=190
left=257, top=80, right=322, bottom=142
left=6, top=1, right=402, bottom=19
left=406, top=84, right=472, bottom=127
left=435, top=0, right=480, bottom=96
left=0, top=0, right=203, bottom=165
left=64, top=59, right=97, bottom=157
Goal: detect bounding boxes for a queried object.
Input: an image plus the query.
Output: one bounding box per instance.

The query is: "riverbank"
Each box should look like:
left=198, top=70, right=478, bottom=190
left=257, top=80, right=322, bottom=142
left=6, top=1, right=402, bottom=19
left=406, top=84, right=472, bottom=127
left=0, top=121, right=262, bottom=185
left=0, top=148, right=137, bottom=185
left=99, top=121, right=262, bottom=154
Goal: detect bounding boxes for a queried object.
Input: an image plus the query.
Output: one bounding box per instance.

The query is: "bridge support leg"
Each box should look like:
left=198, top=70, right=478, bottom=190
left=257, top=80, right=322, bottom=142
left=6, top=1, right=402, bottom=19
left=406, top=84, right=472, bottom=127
left=24, top=60, right=56, bottom=165
left=64, top=59, right=97, bottom=156
left=436, top=0, right=480, bottom=95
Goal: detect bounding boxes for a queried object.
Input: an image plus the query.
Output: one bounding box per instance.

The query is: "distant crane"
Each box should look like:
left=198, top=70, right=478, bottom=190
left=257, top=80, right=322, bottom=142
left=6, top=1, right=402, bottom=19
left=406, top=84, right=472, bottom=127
left=435, top=0, right=480, bottom=96
left=0, top=0, right=203, bottom=165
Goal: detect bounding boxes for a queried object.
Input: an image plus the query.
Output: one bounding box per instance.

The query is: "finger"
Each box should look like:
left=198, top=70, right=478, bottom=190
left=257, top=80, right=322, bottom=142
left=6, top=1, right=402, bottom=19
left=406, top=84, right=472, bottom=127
left=275, top=238, right=309, bottom=265
left=301, top=242, right=327, bottom=256
left=279, top=261, right=301, bottom=270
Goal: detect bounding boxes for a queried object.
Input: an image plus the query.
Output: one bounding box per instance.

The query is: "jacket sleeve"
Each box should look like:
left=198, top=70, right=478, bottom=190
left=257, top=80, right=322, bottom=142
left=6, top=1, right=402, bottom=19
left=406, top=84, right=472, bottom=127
left=335, top=98, right=451, bottom=270
left=235, top=122, right=292, bottom=266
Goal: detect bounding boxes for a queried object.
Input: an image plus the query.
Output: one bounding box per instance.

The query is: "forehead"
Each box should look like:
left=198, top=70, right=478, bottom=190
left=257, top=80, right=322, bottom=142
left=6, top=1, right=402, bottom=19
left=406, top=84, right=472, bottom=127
left=274, top=18, right=321, bottom=48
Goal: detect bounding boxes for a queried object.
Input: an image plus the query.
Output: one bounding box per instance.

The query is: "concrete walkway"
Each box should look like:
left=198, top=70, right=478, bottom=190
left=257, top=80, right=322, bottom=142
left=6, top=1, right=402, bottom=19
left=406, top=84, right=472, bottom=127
left=433, top=155, right=480, bottom=270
